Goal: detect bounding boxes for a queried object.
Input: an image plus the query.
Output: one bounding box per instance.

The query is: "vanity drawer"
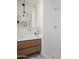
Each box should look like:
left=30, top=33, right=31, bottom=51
left=17, top=46, right=41, bottom=55
left=17, top=39, right=41, bottom=49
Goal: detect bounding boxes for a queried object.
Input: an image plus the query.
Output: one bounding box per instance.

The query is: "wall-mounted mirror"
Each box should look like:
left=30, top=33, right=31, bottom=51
left=17, top=0, right=38, bottom=28
left=17, top=0, right=43, bottom=40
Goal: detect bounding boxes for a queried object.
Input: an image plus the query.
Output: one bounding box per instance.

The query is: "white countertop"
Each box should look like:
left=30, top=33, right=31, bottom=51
left=17, top=35, right=41, bottom=41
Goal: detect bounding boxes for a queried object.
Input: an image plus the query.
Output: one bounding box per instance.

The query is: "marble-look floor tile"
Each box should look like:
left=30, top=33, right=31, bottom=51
left=27, top=55, right=45, bottom=59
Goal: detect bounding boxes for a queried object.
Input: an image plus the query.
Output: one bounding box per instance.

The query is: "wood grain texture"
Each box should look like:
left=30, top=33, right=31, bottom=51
left=17, top=39, right=41, bottom=56
left=17, top=39, right=41, bottom=49
left=17, top=46, right=41, bottom=55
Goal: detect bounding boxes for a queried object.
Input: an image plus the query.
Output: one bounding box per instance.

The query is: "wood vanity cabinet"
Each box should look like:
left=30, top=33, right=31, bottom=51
left=17, top=38, right=41, bottom=56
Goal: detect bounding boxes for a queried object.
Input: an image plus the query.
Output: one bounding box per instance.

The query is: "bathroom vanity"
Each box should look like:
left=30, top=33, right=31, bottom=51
left=17, top=38, right=41, bottom=56
left=17, top=0, right=42, bottom=58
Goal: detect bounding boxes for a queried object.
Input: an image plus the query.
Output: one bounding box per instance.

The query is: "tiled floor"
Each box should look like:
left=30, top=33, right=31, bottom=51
left=27, top=54, right=45, bottom=59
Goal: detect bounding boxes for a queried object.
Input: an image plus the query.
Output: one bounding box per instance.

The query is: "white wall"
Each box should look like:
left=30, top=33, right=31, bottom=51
left=32, top=8, right=35, bottom=28
left=42, top=0, right=61, bottom=59
left=35, top=0, right=43, bottom=37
